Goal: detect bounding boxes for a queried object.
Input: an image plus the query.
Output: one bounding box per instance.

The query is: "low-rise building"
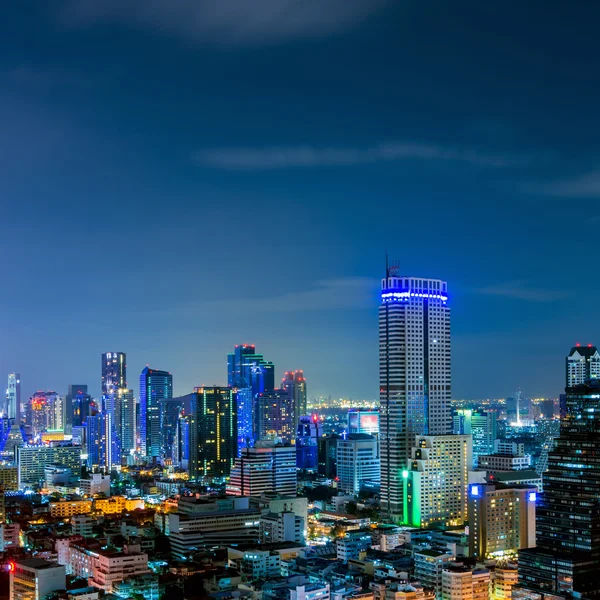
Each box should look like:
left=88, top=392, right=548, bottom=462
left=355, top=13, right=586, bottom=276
left=79, top=473, right=110, bottom=497
left=0, top=523, right=20, bottom=551
left=336, top=531, right=372, bottom=561
left=71, top=514, right=96, bottom=538
left=261, top=511, right=305, bottom=544
left=414, top=549, right=454, bottom=598
left=94, top=496, right=144, bottom=514
left=111, top=573, right=159, bottom=600
left=441, top=564, right=490, bottom=600
left=50, top=499, right=93, bottom=518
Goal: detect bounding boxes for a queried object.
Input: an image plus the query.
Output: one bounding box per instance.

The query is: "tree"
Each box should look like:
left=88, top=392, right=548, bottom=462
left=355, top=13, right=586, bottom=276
left=345, top=501, right=358, bottom=515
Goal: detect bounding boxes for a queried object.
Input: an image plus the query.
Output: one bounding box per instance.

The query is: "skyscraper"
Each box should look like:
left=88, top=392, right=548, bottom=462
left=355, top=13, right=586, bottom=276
left=188, top=386, right=236, bottom=481
left=336, top=433, right=380, bottom=494
left=566, top=344, right=600, bottom=386
left=101, top=352, right=126, bottom=396
left=257, top=389, right=294, bottom=443
left=281, top=371, right=307, bottom=434
left=65, top=384, right=88, bottom=434
left=139, top=367, right=172, bottom=459
left=379, top=267, right=451, bottom=523
left=453, top=409, right=497, bottom=467
left=6, top=374, right=20, bottom=421
left=228, top=344, right=258, bottom=387
left=517, top=378, right=600, bottom=599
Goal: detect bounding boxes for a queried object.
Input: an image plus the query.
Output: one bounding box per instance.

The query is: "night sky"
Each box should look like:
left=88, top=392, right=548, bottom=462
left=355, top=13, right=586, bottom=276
left=1, top=1, right=599, bottom=401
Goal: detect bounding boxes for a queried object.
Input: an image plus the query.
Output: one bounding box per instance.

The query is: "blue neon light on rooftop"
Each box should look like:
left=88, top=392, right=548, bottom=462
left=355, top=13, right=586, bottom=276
left=381, top=291, right=448, bottom=302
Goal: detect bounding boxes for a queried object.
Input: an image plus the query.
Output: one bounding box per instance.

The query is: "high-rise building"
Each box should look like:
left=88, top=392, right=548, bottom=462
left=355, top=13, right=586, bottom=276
left=257, top=389, right=294, bottom=443
left=468, top=482, right=536, bottom=559
left=139, top=367, right=172, bottom=459
left=348, top=408, right=380, bottom=436
left=72, top=391, right=96, bottom=428
left=336, top=433, right=380, bottom=494
left=380, top=268, right=451, bottom=522
left=228, top=344, right=258, bottom=387
left=28, top=391, right=62, bottom=437
left=113, top=388, right=136, bottom=461
left=403, top=434, right=471, bottom=528
left=86, top=413, right=113, bottom=470
left=566, top=344, right=600, bottom=387
left=234, top=387, right=254, bottom=456
left=517, top=379, right=600, bottom=599
left=65, top=384, right=88, bottom=434
left=101, top=352, right=126, bottom=396
left=187, top=387, right=236, bottom=481
left=16, top=443, right=81, bottom=488
left=453, top=409, right=497, bottom=467
left=160, top=394, right=193, bottom=464
left=227, top=440, right=297, bottom=496
left=281, top=371, right=307, bottom=434
left=296, top=415, right=319, bottom=469
left=6, top=373, right=20, bottom=421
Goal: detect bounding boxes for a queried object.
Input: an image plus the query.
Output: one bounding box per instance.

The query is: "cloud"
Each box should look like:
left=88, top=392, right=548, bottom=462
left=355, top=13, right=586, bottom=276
left=525, top=170, right=600, bottom=198
left=193, top=142, right=531, bottom=170
left=472, top=281, right=569, bottom=302
left=60, top=0, right=387, bottom=45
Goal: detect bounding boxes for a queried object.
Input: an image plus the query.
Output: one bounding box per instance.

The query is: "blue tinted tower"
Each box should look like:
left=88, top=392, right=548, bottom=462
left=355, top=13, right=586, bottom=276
left=139, top=367, right=173, bottom=459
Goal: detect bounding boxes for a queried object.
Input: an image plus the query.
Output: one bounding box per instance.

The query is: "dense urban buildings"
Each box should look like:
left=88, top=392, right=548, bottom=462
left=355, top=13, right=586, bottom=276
left=518, top=378, right=600, bottom=599
left=379, top=269, right=451, bottom=523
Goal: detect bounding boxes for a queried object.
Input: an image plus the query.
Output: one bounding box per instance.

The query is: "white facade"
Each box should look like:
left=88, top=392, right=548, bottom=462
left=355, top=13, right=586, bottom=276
left=260, top=511, right=305, bottom=544
left=414, top=549, right=454, bottom=598
left=0, top=523, right=20, bottom=551
left=72, top=514, right=96, bottom=538
left=227, top=442, right=297, bottom=497
left=567, top=346, right=600, bottom=386
left=477, top=454, right=531, bottom=471
left=291, top=583, right=330, bottom=600
left=380, top=274, right=451, bottom=523
left=79, top=473, right=110, bottom=496
left=336, top=434, right=380, bottom=494
left=404, top=435, right=472, bottom=528
left=441, top=565, right=490, bottom=600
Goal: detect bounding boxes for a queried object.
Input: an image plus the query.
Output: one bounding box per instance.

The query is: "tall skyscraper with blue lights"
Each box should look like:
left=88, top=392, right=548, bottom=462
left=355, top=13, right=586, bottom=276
left=101, top=352, right=126, bottom=396
left=379, top=267, right=451, bottom=523
left=139, top=367, right=172, bottom=459
left=6, top=374, right=20, bottom=421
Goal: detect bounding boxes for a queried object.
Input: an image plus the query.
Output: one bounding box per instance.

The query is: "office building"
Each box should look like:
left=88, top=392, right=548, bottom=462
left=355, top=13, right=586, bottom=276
left=86, top=413, right=115, bottom=470
left=139, top=367, right=172, bottom=459
left=6, top=373, right=20, bottom=421
left=518, top=379, right=600, bottom=599
left=441, top=564, right=490, bottom=600
left=282, top=370, right=307, bottom=433
left=29, top=391, right=63, bottom=436
left=0, top=466, right=18, bottom=491
left=336, top=433, right=380, bottom=494
left=477, top=454, right=531, bottom=471
left=65, top=385, right=88, bottom=434
left=159, top=394, right=193, bottom=463
left=380, top=269, right=451, bottom=523
left=79, top=473, right=110, bottom=496
left=318, top=434, right=339, bottom=478
left=227, top=440, right=297, bottom=496
left=235, top=387, right=254, bottom=456
left=101, top=352, right=126, bottom=396
left=453, top=409, right=496, bottom=466
left=468, top=482, right=536, bottom=559
left=114, top=387, right=135, bottom=460
left=10, top=558, right=66, bottom=600
left=566, top=344, right=600, bottom=386
left=228, top=345, right=275, bottom=395
left=403, top=434, right=471, bottom=528
left=165, top=496, right=260, bottom=558
left=257, top=389, right=294, bottom=443
left=348, top=408, right=380, bottom=436
left=296, top=415, right=319, bottom=469
left=71, top=389, right=96, bottom=428
left=17, top=443, right=81, bottom=488
left=188, top=386, right=236, bottom=481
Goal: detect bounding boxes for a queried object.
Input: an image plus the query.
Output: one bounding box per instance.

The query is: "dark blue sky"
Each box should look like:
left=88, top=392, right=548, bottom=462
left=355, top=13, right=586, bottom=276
left=1, top=1, right=599, bottom=401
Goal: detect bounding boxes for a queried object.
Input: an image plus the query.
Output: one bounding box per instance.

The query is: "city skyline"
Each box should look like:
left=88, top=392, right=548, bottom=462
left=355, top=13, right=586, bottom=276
left=2, top=2, right=600, bottom=401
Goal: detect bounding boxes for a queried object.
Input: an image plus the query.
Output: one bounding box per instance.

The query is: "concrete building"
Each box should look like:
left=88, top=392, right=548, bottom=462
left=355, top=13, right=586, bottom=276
left=10, top=558, right=66, bottom=600
left=260, top=511, right=305, bottom=544
left=379, top=272, right=451, bottom=523
left=491, top=564, right=518, bottom=600
left=250, top=494, right=308, bottom=529
left=94, top=496, right=144, bottom=514
left=228, top=441, right=297, bottom=496
left=79, top=473, right=110, bottom=497
left=403, top=435, right=472, bottom=528
left=16, top=443, right=81, bottom=489
left=477, top=454, right=531, bottom=471
left=236, top=549, right=282, bottom=580
left=336, top=433, right=380, bottom=494
left=336, top=530, right=372, bottom=561
left=441, top=563, right=490, bottom=600
left=414, top=549, right=454, bottom=599
left=49, top=499, right=93, bottom=518
left=164, top=496, right=261, bottom=558
left=468, top=482, right=536, bottom=559
left=71, top=515, right=96, bottom=538
left=0, top=523, right=20, bottom=551
left=0, top=466, right=18, bottom=490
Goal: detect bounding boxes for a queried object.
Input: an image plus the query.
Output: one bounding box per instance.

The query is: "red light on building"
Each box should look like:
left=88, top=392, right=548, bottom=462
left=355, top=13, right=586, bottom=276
left=7, top=562, right=15, bottom=572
